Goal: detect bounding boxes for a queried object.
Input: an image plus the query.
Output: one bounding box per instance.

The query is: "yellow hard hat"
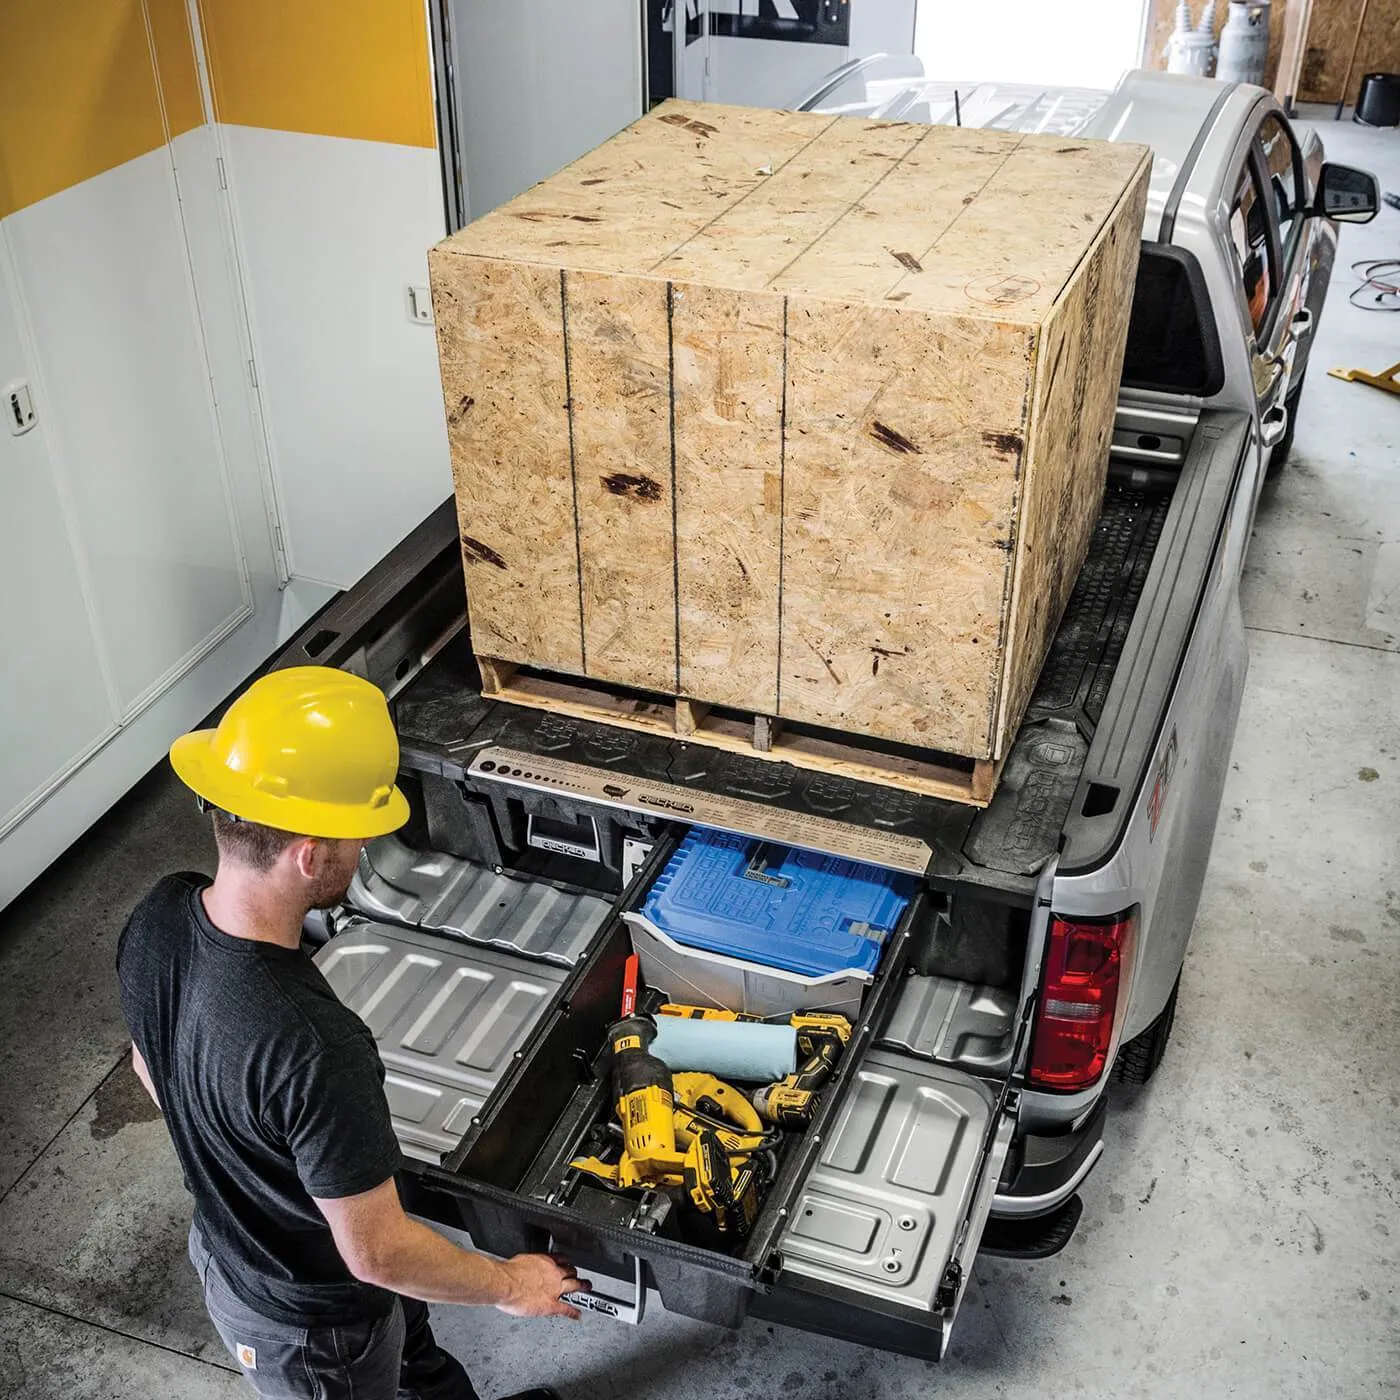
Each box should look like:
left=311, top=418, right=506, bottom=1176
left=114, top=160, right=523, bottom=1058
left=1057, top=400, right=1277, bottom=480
left=169, top=667, right=410, bottom=839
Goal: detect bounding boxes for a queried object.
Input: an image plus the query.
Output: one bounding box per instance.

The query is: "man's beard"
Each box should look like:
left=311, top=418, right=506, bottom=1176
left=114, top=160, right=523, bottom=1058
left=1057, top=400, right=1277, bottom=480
left=307, top=857, right=357, bottom=910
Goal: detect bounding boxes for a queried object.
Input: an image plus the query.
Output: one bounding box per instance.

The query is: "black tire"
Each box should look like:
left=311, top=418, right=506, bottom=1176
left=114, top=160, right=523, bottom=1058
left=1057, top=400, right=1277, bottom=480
left=1111, top=974, right=1180, bottom=1086
left=1267, top=373, right=1304, bottom=478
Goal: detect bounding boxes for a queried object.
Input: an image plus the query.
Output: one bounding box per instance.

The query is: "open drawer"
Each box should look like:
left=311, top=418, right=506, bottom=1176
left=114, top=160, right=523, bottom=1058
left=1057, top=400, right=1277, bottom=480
left=325, top=829, right=1023, bottom=1353
left=762, top=1049, right=1016, bottom=1359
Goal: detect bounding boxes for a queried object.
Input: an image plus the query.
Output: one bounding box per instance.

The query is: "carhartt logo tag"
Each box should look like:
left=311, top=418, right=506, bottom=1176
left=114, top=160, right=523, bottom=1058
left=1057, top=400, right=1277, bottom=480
left=236, top=1343, right=257, bottom=1370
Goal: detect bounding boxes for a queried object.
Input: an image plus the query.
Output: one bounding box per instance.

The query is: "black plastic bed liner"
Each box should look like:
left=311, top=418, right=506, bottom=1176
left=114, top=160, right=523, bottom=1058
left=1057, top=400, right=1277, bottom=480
left=373, top=472, right=1171, bottom=901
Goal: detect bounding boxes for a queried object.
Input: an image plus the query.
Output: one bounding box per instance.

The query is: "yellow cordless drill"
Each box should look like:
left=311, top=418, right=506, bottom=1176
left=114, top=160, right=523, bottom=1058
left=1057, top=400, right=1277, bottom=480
left=751, top=1014, right=852, bottom=1128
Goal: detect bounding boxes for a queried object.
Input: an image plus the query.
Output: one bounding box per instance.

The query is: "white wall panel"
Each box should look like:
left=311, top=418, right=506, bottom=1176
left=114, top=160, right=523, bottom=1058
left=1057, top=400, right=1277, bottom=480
left=914, top=0, right=1148, bottom=88
left=705, top=35, right=847, bottom=105
left=219, top=125, right=450, bottom=589
left=454, top=0, right=644, bottom=219
left=0, top=245, right=116, bottom=832
left=701, top=3, right=916, bottom=108
left=5, top=145, right=250, bottom=716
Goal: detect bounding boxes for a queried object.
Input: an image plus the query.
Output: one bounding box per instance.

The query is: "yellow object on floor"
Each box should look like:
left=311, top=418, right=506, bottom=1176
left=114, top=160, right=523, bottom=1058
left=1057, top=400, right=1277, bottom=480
left=1328, top=361, right=1400, bottom=396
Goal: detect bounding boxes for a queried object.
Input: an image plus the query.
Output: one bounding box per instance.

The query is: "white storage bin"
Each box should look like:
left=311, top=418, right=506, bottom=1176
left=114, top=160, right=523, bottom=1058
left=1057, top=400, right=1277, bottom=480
left=623, top=911, right=872, bottom=1020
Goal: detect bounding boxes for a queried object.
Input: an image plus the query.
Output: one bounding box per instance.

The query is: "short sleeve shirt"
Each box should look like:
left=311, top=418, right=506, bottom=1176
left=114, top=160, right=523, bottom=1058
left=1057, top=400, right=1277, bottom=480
left=117, top=873, right=403, bottom=1325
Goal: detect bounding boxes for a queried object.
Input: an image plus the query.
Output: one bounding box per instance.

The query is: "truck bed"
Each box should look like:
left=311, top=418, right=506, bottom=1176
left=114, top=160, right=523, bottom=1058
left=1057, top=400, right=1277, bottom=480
left=327, top=470, right=1164, bottom=901
left=273, top=408, right=1248, bottom=909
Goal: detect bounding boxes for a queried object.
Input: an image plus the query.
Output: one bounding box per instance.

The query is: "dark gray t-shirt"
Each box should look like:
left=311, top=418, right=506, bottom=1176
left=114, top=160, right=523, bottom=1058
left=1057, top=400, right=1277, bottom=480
left=117, top=872, right=403, bottom=1325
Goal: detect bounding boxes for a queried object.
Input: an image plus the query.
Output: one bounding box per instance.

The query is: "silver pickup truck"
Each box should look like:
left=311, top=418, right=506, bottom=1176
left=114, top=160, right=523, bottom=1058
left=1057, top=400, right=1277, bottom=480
left=273, top=69, right=1378, bottom=1359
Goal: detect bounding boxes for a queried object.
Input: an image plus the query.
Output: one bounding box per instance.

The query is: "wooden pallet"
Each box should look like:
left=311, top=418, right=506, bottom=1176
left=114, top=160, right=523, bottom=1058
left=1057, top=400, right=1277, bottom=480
left=476, top=659, right=1002, bottom=808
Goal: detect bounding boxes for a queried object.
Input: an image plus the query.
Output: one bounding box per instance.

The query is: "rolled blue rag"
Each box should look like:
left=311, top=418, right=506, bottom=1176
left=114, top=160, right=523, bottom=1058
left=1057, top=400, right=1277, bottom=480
left=651, top=1014, right=797, bottom=1083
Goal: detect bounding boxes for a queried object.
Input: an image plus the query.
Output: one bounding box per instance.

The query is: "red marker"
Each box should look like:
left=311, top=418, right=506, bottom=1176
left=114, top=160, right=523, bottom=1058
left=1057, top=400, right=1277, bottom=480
left=620, top=953, right=640, bottom=1017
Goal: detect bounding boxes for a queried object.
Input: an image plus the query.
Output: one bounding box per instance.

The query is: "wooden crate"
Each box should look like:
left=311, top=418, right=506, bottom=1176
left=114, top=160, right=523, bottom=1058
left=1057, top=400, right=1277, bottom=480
left=429, top=101, right=1150, bottom=777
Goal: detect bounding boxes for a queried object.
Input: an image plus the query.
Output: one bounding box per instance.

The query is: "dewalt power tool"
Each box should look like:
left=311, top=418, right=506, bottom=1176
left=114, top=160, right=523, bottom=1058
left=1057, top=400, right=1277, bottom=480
left=657, top=1005, right=853, bottom=1129
left=671, top=1072, right=774, bottom=1163
left=569, top=1016, right=769, bottom=1236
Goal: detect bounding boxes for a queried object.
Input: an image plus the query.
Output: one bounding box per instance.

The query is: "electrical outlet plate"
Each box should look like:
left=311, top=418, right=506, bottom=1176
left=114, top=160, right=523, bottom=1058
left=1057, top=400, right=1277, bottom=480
left=5, top=380, right=36, bottom=435
left=406, top=285, right=433, bottom=325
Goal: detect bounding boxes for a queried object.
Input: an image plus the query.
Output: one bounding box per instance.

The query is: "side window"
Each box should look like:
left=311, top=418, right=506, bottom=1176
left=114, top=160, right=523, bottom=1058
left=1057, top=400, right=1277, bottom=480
left=1258, top=113, right=1304, bottom=260
left=1229, top=161, right=1272, bottom=334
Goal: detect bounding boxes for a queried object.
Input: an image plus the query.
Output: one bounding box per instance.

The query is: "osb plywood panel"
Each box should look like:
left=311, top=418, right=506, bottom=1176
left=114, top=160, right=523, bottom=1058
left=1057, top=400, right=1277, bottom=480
left=428, top=255, right=582, bottom=672
left=447, top=102, right=832, bottom=276
left=662, top=116, right=926, bottom=290
left=873, top=137, right=1149, bottom=320
left=564, top=270, right=676, bottom=692
left=672, top=282, right=785, bottom=711
left=995, top=167, right=1152, bottom=754
left=778, top=302, right=1035, bottom=758
left=438, top=102, right=1147, bottom=320
left=1299, top=0, right=1366, bottom=99
left=1298, top=0, right=1400, bottom=104
left=770, top=126, right=1025, bottom=306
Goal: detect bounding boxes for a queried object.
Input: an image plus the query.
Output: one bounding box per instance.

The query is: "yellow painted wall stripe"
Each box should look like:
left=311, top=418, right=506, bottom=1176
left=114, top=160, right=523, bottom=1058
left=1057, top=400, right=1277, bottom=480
left=198, top=0, right=437, bottom=149
left=0, top=0, right=434, bottom=218
left=0, top=0, right=200, bottom=219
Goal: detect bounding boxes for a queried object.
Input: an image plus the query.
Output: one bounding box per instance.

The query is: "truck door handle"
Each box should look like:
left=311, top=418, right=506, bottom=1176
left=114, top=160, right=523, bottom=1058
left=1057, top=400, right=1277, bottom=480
left=1291, top=307, right=1314, bottom=337
left=1260, top=402, right=1289, bottom=450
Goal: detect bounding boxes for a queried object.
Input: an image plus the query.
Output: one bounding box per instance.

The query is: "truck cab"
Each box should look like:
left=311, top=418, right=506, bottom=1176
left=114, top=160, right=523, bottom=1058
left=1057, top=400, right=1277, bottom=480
left=275, top=70, right=1376, bottom=1358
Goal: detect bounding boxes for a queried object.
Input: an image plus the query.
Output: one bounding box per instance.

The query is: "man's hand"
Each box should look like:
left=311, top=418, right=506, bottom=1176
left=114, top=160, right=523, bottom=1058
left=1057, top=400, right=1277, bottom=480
left=497, top=1253, right=589, bottom=1320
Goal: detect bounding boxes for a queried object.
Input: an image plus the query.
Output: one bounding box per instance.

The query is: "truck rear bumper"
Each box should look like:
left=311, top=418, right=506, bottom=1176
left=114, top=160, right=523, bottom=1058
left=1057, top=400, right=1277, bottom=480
left=991, top=1094, right=1107, bottom=1222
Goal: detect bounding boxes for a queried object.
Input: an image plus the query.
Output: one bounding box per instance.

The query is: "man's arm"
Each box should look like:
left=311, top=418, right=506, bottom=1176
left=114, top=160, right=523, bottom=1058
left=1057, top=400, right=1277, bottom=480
left=315, top=1177, right=588, bottom=1319
left=131, top=1044, right=160, bottom=1110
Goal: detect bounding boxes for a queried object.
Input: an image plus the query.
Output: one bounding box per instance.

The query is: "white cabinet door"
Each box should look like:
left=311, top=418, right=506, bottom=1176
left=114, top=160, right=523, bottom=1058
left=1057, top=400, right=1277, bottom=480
left=0, top=263, right=115, bottom=837
left=4, top=149, right=251, bottom=718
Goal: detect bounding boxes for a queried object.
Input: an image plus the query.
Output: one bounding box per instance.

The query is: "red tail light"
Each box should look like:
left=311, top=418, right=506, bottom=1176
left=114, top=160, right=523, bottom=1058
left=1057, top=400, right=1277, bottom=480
left=1029, top=911, right=1136, bottom=1090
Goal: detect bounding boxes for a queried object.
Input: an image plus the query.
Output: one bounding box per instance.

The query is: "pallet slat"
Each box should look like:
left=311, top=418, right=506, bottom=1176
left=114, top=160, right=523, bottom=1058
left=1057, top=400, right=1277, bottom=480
left=477, top=661, right=1001, bottom=808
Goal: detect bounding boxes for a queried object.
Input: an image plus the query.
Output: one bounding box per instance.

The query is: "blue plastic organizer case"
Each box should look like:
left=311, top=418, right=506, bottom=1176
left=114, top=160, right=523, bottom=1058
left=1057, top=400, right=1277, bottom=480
left=639, top=829, right=915, bottom=979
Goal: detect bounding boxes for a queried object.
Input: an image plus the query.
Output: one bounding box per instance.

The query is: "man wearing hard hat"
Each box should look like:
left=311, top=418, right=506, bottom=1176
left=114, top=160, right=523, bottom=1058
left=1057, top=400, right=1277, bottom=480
left=117, top=667, right=585, bottom=1400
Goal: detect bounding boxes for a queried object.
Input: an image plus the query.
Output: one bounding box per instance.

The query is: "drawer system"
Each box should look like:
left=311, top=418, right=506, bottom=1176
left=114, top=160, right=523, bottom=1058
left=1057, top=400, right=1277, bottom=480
left=317, top=808, right=1028, bottom=1357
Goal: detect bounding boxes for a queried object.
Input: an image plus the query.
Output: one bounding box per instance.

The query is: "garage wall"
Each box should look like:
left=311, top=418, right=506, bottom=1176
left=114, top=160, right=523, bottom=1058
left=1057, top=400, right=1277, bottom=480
left=1144, top=0, right=1400, bottom=105
left=452, top=0, right=645, bottom=220
left=196, top=0, right=452, bottom=589
left=1142, top=0, right=1287, bottom=86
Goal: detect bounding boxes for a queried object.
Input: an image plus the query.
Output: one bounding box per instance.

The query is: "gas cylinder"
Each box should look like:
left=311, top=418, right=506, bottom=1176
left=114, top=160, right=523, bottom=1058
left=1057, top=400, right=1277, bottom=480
left=1216, top=1, right=1271, bottom=86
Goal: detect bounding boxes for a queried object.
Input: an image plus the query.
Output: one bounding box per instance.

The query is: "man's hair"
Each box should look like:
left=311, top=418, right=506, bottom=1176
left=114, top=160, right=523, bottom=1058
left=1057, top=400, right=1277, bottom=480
left=210, top=810, right=303, bottom=872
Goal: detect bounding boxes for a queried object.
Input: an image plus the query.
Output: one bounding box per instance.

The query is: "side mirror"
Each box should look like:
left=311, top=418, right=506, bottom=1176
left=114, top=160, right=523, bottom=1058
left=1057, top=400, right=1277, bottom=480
left=1311, top=162, right=1381, bottom=223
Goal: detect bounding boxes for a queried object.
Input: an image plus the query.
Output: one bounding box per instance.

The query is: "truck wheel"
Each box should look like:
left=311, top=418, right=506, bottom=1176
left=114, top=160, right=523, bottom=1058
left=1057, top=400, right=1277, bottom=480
left=1267, top=375, right=1304, bottom=478
left=1111, top=975, right=1179, bottom=1085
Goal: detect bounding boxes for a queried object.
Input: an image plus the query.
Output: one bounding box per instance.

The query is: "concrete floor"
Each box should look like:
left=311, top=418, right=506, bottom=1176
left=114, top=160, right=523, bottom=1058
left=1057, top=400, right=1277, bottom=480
left=2, top=118, right=1397, bottom=1400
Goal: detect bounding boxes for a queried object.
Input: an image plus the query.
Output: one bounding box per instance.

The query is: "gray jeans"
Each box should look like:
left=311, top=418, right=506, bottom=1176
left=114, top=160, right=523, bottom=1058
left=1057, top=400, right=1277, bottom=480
left=189, top=1226, right=479, bottom=1400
